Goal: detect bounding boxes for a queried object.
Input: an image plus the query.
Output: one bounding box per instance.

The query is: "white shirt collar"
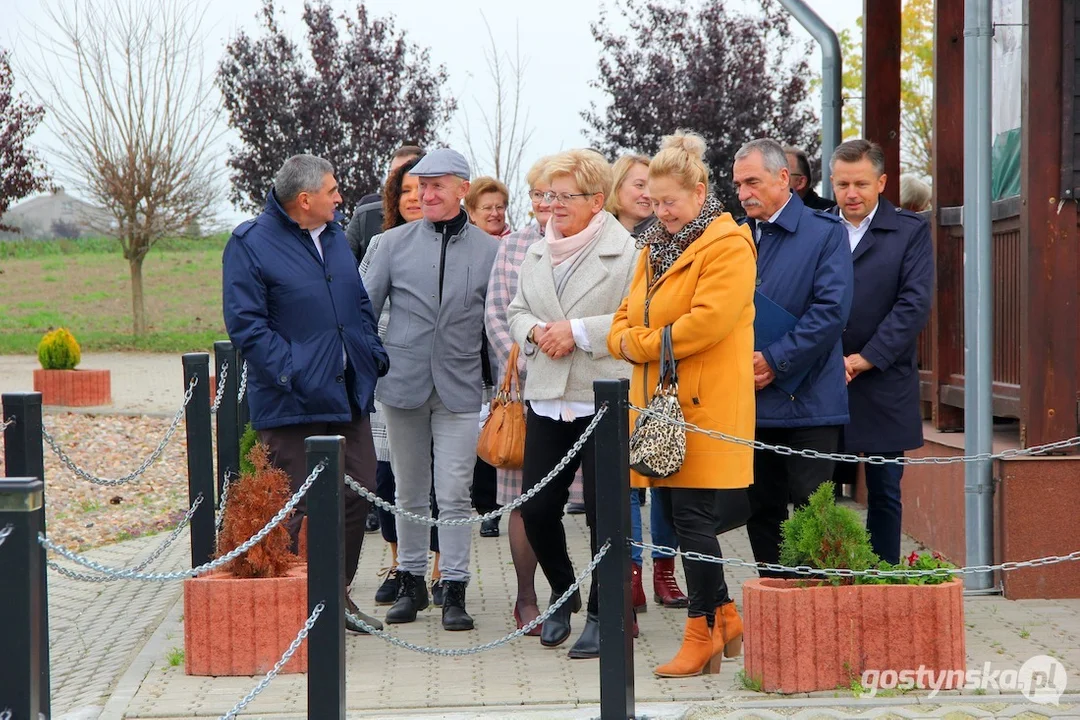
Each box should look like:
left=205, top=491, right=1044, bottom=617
left=767, top=193, right=794, bottom=225
left=840, top=202, right=879, bottom=252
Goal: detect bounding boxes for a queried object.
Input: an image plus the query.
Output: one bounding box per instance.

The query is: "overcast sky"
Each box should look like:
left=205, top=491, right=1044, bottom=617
left=4, top=0, right=859, bottom=226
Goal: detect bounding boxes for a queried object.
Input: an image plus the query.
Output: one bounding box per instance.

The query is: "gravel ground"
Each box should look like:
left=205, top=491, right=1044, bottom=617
left=1, top=411, right=196, bottom=551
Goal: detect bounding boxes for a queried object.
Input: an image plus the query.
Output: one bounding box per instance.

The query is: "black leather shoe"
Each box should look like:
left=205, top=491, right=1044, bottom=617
left=550, top=588, right=582, bottom=614
left=441, top=580, right=475, bottom=631
left=431, top=579, right=445, bottom=607
left=365, top=508, right=380, bottom=533
left=566, top=502, right=586, bottom=515
left=479, top=516, right=501, bottom=537
left=385, top=571, right=428, bottom=624
left=567, top=612, right=600, bottom=658
left=374, top=567, right=400, bottom=605
left=540, top=601, right=573, bottom=647
left=345, top=595, right=383, bottom=634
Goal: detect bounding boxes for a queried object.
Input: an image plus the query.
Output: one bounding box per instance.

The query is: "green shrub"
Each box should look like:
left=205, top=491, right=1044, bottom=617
left=239, top=422, right=258, bottom=476
left=37, top=328, right=82, bottom=370
left=779, top=481, right=955, bottom=586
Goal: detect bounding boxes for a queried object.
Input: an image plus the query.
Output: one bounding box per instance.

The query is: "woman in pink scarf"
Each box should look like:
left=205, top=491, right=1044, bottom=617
left=506, top=149, right=639, bottom=659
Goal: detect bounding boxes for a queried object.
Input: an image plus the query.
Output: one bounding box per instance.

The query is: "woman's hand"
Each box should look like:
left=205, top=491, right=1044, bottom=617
left=538, top=320, right=576, bottom=359
left=619, top=336, right=635, bottom=363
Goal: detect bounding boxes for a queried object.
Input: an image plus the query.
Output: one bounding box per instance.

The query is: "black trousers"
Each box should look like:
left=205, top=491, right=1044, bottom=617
left=520, top=408, right=599, bottom=614
left=747, top=425, right=840, bottom=578
left=471, top=457, right=499, bottom=514
left=258, top=414, right=376, bottom=587
left=658, top=488, right=733, bottom=617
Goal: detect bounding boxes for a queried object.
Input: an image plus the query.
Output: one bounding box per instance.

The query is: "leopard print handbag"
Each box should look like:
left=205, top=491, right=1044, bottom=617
left=628, top=326, right=687, bottom=478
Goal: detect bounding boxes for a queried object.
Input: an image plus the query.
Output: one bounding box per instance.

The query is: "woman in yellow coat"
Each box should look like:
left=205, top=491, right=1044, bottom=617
left=607, top=130, right=757, bottom=678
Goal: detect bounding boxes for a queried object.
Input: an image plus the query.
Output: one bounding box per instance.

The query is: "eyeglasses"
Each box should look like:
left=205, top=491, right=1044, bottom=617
left=540, top=191, right=598, bottom=205
left=528, top=190, right=547, bottom=201
left=478, top=204, right=506, bottom=213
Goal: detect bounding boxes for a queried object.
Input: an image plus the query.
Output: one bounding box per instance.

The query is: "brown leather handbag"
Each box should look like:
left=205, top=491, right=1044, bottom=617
left=477, top=343, right=527, bottom=469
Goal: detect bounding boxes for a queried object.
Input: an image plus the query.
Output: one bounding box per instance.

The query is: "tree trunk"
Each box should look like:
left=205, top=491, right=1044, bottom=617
left=130, top=255, right=147, bottom=335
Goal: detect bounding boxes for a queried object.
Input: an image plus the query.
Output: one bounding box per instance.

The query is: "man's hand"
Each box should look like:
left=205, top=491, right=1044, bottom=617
left=844, top=353, right=874, bottom=383
left=538, top=320, right=576, bottom=359
left=753, top=351, right=775, bottom=391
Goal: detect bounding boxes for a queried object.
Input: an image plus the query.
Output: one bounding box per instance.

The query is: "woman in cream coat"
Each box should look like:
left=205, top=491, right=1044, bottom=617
left=507, top=149, right=638, bottom=659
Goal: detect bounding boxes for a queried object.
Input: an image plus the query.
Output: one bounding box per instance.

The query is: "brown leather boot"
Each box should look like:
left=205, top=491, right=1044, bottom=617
left=654, top=616, right=721, bottom=678
left=652, top=557, right=688, bottom=608
left=713, top=601, right=743, bottom=658
left=631, top=562, right=647, bottom=613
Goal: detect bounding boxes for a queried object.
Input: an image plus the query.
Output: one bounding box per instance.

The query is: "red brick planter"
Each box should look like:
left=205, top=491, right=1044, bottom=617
left=742, top=578, right=965, bottom=693
left=33, top=369, right=111, bottom=407
left=184, top=565, right=308, bottom=676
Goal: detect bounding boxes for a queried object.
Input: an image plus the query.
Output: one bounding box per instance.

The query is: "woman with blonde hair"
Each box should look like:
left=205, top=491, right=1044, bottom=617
left=607, top=153, right=688, bottom=613
left=609, top=130, right=756, bottom=677
left=507, top=149, right=638, bottom=658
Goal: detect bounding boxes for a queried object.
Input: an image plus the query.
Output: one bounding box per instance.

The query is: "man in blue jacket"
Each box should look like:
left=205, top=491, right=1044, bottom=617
left=733, top=138, right=854, bottom=577
left=829, top=139, right=933, bottom=564
left=223, top=154, right=389, bottom=632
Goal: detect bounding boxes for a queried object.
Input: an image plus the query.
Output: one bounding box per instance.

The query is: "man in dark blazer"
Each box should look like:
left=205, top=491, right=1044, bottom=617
left=829, top=139, right=934, bottom=565
left=785, top=146, right=835, bottom=211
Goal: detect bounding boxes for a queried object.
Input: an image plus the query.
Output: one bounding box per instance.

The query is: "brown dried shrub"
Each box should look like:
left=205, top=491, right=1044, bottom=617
left=216, top=442, right=297, bottom=578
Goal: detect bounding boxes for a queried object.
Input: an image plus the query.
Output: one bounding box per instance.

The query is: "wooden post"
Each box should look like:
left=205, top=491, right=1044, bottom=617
left=862, top=0, right=902, bottom=207
left=1019, top=0, right=1080, bottom=449
left=930, top=0, right=965, bottom=431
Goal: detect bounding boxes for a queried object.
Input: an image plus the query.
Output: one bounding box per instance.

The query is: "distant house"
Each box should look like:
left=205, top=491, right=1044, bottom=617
left=0, top=190, right=115, bottom=240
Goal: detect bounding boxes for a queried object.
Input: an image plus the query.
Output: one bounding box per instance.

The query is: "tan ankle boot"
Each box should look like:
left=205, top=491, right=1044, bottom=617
left=654, top=616, right=721, bottom=678
left=713, top=601, right=743, bottom=658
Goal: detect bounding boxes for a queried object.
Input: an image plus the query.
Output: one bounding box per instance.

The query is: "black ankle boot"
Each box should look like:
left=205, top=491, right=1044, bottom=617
left=441, top=580, right=474, bottom=631
left=567, top=612, right=600, bottom=659
left=385, top=571, right=428, bottom=624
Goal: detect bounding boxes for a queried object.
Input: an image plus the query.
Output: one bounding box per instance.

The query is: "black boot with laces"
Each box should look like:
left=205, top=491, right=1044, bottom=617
left=385, top=570, right=428, bottom=624
left=440, top=579, right=474, bottom=631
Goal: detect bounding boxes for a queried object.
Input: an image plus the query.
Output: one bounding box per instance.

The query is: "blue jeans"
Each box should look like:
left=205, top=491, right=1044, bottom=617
left=630, top=488, right=679, bottom=564
left=865, top=455, right=904, bottom=565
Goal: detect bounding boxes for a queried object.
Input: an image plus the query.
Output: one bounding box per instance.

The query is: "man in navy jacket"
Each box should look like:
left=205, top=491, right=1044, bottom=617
left=829, top=139, right=934, bottom=564
left=733, top=138, right=854, bottom=577
left=223, top=154, right=389, bottom=632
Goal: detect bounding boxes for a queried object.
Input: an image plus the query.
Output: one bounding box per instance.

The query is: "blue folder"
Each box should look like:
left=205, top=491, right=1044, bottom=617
left=753, top=290, right=812, bottom=396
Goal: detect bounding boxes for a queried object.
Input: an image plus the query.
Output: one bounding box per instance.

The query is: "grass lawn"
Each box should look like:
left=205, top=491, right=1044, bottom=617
left=0, top=236, right=228, bottom=354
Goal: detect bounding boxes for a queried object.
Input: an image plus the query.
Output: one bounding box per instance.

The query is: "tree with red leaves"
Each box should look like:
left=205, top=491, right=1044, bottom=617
left=0, top=47, right=52, bottom=233
left=218, top=0, right=456, bottom=215
left=582, top=0, right=821, bottom=212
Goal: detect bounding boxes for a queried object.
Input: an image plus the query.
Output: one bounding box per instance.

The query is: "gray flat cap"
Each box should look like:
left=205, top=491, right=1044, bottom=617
left=410, top=148, right=470, bottom=180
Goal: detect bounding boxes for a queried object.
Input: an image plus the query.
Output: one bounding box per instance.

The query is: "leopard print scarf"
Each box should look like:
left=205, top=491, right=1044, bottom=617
left=638, top=194, right=725, bottom=286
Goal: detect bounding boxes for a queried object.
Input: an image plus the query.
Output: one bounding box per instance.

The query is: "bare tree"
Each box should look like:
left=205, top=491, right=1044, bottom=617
left=27, top=0, right=222, bottom=335
left=459, top=15, right=535, bottom=228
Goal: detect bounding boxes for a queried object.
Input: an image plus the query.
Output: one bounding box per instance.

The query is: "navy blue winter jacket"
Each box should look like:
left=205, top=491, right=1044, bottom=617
left=222, top=190, right=389, bottom=430
left=739, top=192, right=854, bottom=428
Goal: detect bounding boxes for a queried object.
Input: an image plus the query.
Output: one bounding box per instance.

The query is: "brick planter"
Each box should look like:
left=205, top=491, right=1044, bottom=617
left=742, top=578, right=965, bottom=693
left=184, top=565, right=308, bottom=676
left=33, top=369, right=111, bottom=407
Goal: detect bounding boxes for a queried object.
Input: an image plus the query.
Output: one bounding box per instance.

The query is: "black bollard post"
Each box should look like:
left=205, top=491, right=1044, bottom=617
left=213, top=340, right=240, bottom=500
left=305, top=435, right=346, bottom=719
left=235, top=349, right=251, bottom=440
left=0, top=478, right=45, bottom=719
left=182, top=353, right=216, bottom=568
left=3, top=391, right=51, bottom=716
left=593, top=379, right=635, bottom=720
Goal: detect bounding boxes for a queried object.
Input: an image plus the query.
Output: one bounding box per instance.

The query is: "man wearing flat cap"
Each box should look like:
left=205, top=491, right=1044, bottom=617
left=364, top=147, right=500, bottom=631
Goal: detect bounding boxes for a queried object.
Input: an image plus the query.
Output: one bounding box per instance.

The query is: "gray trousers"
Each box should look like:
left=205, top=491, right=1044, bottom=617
left=382, top=389, right=480, bottom=583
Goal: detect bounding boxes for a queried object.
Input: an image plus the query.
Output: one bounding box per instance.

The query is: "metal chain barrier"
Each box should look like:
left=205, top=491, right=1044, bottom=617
left=1, top=416, right=14, bottom=431
left=216, top=470, right=234, bottom=534
left=631, top=404, right=1080, bottom=465
left=219, top=600, right=324, bottom=720
left=42, top=377, right=198, bottom=486
left=38, top=463, right=323, bottom=581
left=210, top=360, right=229, bottom=414
left=631, top=540, right=1080, bottom=579
left=346, top=404, right=608, bottom=527
left=346, top=541, right=611, bottom=655
left=237, top=360, right=248, bottom=404
left=0, top=524, right=13, bottom=549
left=48, top=496, right=204, bottom=583
left=0, top=708, right=11, bottom=720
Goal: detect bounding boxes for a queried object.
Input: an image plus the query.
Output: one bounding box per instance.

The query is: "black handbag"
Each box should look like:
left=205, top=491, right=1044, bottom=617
left=628, top=326, right=686, bottom=478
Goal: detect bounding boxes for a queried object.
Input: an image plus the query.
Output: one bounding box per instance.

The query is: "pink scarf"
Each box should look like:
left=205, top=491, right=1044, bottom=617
left=545, top=211, right=606, bottom=266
